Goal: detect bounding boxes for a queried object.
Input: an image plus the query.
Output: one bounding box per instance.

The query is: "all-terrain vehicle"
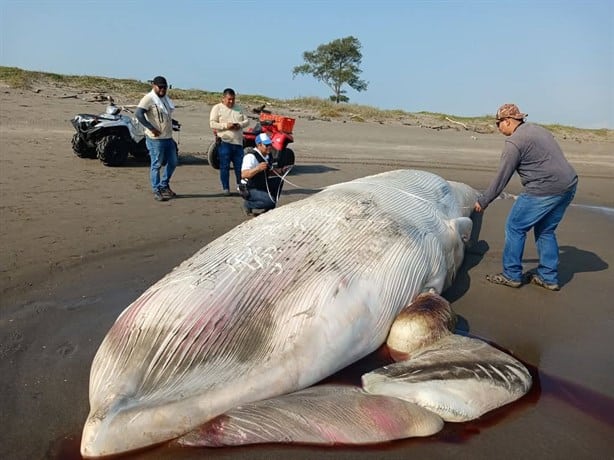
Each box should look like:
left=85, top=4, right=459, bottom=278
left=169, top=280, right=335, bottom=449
left=207, top=106, right=295, bottom=170
left=70, top=103, right=180, bottom=166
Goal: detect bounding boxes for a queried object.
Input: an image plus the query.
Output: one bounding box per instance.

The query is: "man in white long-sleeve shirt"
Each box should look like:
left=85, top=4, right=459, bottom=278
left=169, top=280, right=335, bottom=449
left=209, top=88, right=249, bottom=195
left=136, top=75, right=177, bottom=202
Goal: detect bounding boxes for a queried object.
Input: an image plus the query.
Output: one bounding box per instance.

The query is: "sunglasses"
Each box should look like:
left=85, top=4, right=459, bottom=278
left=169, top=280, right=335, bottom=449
left=496, top=118, right=506, bottom=127
left=156, top=85, right=167, bottom=89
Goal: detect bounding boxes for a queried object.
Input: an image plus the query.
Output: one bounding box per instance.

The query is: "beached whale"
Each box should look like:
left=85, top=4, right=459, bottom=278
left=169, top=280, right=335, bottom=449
left=174, top=292, right=530, bottom=447
left=81, top=169, right=531, bottom=457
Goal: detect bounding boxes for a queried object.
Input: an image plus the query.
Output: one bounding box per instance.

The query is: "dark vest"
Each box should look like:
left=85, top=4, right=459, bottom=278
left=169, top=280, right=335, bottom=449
left=245, top=148, right=272, bottom=191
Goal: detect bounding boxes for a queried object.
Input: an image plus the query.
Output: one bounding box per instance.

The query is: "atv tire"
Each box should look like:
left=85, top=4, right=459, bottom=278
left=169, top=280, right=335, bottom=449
left=96, top=135, right=129, bottom=166
left=71, top=133, right=96, bottom=158
left=207, top=140, right=220, bottom=170
left=130, top=138, right=149, bottom=161
left=277, top=147, right=295, bottom=168
left=132, top=139, right=180, bottom=165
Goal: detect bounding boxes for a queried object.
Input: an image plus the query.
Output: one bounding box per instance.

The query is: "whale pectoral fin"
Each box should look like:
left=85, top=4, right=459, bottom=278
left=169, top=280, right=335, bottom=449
left=362, top=334, right=532, bottom=422
left=174, top=384, right=443, bottom=447
left=449, top=216, right=473, bottom=244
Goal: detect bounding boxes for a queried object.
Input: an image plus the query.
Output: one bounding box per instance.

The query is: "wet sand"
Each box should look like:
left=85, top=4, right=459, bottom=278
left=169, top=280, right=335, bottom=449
left=0, top=87, right=613, bottom=459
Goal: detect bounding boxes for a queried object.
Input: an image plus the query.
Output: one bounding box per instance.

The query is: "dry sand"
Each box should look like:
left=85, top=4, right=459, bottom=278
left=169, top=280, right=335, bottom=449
left=0, top=85, right=613, bottom=460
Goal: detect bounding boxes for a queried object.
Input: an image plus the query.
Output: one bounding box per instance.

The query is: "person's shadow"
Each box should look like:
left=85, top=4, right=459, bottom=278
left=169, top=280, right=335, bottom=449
left=524, top=245, right=608, bottom=287
left=445, top=206, right=609, bottom=298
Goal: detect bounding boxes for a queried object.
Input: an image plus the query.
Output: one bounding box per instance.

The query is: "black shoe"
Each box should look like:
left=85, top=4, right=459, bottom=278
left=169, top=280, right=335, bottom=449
left=160, top=186, right=176, bottom=199
left=153, top=190, right=168, bottom=202
left=242, top=204, right=253, bottom=216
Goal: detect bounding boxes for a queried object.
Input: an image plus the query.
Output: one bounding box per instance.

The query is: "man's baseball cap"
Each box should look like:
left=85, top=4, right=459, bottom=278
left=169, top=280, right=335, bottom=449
left=152, top=76, right=168, bottom=86
left=255, top=133, right=272, bottom=145
left=496, top=103, right=527, bottom=120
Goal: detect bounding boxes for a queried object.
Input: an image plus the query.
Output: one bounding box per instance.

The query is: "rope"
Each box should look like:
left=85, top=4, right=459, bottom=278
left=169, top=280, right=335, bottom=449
left=266, top=165, right=295, bottom=203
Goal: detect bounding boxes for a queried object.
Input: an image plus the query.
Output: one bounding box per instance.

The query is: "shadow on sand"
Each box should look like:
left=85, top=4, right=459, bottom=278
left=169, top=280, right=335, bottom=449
left=444, top=211, right=487, bottom=304
left=524, top=245, right=609, bottom=287
left=446, top=206, right=609, bottom=299
left=290, top=164, right=339, bottom=175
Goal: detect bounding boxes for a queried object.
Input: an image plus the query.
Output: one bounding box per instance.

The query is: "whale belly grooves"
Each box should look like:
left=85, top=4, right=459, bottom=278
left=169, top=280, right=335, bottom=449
left=81, top=169, right=531, bottom=457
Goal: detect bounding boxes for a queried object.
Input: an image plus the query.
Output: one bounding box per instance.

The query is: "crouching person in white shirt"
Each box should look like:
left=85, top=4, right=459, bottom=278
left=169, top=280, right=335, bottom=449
left=239, top=133, right=287, bottom=216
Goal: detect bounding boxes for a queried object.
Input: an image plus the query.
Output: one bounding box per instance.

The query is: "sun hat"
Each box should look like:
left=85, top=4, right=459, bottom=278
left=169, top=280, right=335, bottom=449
left=255, top=133, right=272, bottom=145
left=496, top=103, right=527, bottom=120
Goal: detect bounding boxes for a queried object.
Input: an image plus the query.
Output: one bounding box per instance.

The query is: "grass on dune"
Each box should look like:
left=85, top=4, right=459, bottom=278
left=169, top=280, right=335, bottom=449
left=1, top=66, right=610, bottom=138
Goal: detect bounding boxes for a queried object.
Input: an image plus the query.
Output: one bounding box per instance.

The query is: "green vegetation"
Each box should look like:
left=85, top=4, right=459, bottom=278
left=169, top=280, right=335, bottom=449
left=417, top=111, right=493, bottom=123
left=1, top=66, right=610, bottom=138
left=286, top=96, right=413, bottom=122
left=0, top=66, right=148, bottom=97
left=292, top=36, right=368, bottom=104
left=543, top=124, right=610, bottom=139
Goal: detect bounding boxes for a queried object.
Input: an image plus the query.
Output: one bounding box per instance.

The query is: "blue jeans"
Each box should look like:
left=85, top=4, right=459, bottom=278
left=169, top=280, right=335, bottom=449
left=502, top=184, right=577, bottom=284
left=243, top=177, right=283, bottom=211
left=146, top=138, right=177, bottom=192
left=218, top=142, right=243, bottom=190
left=243, top=188, right=277, bottom=211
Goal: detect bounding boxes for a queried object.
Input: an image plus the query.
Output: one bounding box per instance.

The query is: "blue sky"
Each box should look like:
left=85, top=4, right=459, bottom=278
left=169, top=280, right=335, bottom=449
left=1, top=0, right=612, bottom=129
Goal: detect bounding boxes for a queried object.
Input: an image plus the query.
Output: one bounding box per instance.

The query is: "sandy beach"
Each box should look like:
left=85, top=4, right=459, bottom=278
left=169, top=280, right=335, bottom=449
left=1, top=85, right=613, bottom=460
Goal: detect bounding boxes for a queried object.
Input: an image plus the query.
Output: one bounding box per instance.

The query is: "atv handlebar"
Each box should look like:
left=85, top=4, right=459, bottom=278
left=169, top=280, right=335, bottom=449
left=251, top=104, right=272, bottom=115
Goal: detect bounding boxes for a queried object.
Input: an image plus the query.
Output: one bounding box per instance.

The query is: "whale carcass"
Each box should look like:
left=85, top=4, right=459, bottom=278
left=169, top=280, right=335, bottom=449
left=81, top=169, right=531, bottom=457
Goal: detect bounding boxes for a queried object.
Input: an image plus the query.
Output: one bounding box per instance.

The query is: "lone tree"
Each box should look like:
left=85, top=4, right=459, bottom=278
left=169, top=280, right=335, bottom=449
left=292, top=36, right=368, bottom=103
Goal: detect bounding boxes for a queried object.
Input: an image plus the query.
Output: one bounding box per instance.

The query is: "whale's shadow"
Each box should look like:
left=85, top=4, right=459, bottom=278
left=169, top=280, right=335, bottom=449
left=444, top=210, right=487, bottom=304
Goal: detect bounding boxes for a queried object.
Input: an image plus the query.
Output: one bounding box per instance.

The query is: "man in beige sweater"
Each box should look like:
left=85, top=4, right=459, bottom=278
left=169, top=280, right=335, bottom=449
left=209, top=88, right=250, bottom=195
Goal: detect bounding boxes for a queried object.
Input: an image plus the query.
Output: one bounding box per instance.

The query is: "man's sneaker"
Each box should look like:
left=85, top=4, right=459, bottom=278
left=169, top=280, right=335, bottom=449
left=160, top=186, right=176, bottom=199
left=485, top=272, right=522, bottom=288
left=223, top=189, right=231, bottom=196
left=153, top=190, right=168, bottom=202
left=530, top=274, right=560, bottom=291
